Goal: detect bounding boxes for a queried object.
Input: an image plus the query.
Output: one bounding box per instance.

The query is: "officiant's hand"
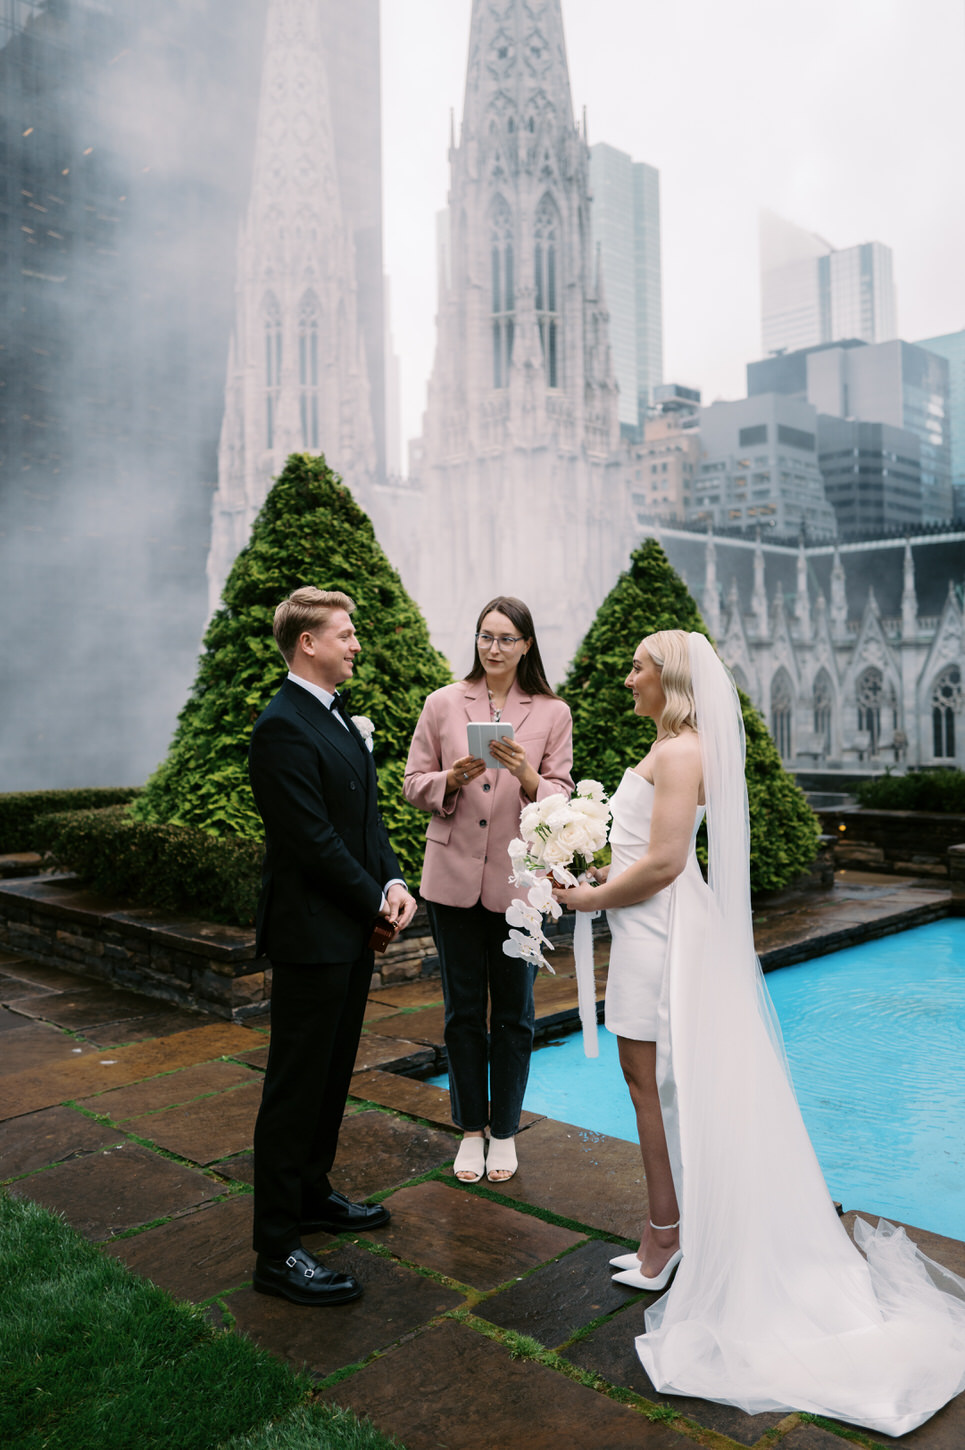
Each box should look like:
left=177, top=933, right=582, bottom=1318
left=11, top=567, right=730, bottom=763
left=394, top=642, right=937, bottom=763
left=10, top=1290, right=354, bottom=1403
left=489, top=737, right=540, bottom=800
left=552, top=882, right=599, bottom=912
left=446, top=755, right=486, bottom=793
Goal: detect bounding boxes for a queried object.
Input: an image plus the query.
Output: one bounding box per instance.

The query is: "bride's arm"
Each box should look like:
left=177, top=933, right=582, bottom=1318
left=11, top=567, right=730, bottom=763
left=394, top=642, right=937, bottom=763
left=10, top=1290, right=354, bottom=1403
left=557, top=736, right=702, bottom=912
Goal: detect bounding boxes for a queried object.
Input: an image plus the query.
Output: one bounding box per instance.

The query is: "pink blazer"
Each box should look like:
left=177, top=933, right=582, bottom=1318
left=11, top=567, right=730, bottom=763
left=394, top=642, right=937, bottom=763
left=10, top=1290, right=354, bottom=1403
left=403, top=679, right=574, bottom=913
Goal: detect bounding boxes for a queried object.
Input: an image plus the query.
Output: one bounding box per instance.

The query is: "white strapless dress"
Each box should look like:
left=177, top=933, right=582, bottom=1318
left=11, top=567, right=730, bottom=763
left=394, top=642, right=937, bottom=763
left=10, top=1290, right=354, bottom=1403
left=606, top=773, right=965, bottom=1437
left=604, top=768, right=705, bottom=1041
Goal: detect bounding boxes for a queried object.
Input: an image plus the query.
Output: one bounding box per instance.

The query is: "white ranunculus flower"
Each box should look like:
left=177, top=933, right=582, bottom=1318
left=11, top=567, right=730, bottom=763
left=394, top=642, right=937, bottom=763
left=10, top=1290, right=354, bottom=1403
left=575, top=779, right=606, bottom=802
left=540, top=834, right=573, bottom=868
left=536, top=792, right=568, bottom=822
left=519, top=801, right=542, bottom=837
left=570, top=795, right=609, bottom=823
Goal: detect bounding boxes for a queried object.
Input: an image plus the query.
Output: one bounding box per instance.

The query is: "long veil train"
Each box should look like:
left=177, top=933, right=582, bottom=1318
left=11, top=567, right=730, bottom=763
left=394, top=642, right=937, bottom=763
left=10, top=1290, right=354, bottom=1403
left=633, top=633, right=965, bottom=1437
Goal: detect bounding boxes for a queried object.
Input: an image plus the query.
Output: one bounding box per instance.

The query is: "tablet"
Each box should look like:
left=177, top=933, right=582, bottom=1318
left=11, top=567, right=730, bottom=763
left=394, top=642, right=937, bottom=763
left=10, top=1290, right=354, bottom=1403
left=467, top=721, right=515, bottom=768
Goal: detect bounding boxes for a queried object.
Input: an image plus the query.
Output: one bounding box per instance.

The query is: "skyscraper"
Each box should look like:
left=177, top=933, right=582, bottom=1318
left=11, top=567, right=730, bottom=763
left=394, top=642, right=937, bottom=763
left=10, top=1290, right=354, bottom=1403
left=589, top=141, right=663, bottom=436
left=918, top=329, right=965, bottom=516
left=760, top=210, right=897, bottom=357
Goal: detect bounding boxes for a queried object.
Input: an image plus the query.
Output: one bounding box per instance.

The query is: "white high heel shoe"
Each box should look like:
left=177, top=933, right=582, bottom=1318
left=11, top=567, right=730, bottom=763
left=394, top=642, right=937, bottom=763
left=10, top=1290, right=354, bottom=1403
left=610, top=1217, right=681, bottom=1289
left=611, top=1249, right=682, bottom=1292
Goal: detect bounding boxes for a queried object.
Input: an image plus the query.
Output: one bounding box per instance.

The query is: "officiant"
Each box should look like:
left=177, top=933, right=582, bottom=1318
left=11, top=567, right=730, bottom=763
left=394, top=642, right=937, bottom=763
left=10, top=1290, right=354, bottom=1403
left=403, top=597, right=573, bottom=1185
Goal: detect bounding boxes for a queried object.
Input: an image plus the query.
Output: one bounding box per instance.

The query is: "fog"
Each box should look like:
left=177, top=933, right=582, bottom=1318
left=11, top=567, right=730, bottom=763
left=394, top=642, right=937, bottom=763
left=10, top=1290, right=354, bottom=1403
left=0, top=0, right=267, bottom=789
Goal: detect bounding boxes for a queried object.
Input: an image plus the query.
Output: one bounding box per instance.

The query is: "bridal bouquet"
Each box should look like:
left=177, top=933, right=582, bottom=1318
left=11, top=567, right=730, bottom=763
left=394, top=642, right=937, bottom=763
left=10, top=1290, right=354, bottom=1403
left=502, top=780, right=611, bottom=972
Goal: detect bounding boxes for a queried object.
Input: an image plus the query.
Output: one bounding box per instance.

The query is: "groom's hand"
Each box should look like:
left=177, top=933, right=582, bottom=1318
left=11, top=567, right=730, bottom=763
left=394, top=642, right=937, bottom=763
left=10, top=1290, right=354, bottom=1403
left=384, top=883, right=418, bottom=931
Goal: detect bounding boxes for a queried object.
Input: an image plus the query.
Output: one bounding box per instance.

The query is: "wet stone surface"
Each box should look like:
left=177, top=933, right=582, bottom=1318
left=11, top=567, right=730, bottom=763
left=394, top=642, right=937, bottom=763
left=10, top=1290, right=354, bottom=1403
left=352, top=1033, right=435, bottom=1074
left=105, top=1194, right=259, bottom=1302
left=11, top=984, right=172, bottom=1032
left=366, top=1180, right=584, bottom=1290
left=475, top=1238, right=633, bottom=1348
left=0, top=1022, right=98, bottom=1076
left=332, top=1108, right=457, bottom=1201
left=124, top=1080, right=264, bottom=1165
left=76, top=1058, right=261, bottom=1121
left=229, top=1238, right=463, bottom=1380
left=0, top=1103, right=125, bottom=1179
left=9, top=1142, right=217, bottom=1240
left=494, top=1117, right=649, bottom=1240
left=325, top=1318, right=683, bottom=1450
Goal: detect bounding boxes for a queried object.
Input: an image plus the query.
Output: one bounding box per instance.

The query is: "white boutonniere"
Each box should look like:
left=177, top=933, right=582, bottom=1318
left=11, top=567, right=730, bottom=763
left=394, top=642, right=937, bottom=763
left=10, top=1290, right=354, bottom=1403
left=352, top=715, right=375, bottom=752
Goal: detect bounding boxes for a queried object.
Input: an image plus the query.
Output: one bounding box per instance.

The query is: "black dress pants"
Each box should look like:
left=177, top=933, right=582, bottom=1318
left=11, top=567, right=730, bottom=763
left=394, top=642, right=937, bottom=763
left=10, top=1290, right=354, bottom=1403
left=251, top=951, right=372, bottom=1257
left=426, top=899, right=538, bottom=1140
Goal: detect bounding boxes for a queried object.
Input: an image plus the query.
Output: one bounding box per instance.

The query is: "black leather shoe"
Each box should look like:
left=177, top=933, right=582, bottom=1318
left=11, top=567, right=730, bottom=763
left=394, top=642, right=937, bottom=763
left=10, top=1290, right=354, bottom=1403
left=300, top=1189, right=391, bottom=1235
left=253, top=1247, right=362, bottom=1306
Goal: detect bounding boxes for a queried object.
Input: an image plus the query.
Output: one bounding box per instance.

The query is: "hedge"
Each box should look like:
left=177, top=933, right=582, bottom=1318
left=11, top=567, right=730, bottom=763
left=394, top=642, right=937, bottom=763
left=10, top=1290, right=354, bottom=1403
left=133, top=453, right=452, bottom=885
left=559, top=538, right=821, bottom=896
left=0, top=787, right=141, bottom=855
left=34, top=807, right=261, bottom=926
left=854, top=768, right=965, bottom=814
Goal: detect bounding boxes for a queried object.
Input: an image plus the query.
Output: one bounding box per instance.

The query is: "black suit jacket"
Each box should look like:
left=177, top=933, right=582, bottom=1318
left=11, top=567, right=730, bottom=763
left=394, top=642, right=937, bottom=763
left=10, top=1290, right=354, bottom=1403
left=248, top=679, right=401, bottom=962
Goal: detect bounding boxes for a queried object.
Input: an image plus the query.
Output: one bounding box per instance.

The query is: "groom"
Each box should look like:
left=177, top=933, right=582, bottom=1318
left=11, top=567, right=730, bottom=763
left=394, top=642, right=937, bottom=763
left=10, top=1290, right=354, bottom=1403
left=248, top=586, right=417, bottom=1305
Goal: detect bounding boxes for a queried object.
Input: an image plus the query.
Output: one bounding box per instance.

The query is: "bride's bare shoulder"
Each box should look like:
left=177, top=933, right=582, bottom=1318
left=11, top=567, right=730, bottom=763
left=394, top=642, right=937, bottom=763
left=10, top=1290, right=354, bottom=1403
left=652, top=729, right=702, bottom=776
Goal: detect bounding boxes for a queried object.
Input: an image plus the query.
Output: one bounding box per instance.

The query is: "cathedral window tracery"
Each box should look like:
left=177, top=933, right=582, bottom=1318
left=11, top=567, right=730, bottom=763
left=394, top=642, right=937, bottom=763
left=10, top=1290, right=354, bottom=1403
left=534, top=196, right=560, bottom=387
left=855, top=668, right=897, bottom=756
left=931, top=665, right=961, bottom=758
left=263, top=294, right=282, bottom=450
left=813, top=669, right=833, bottom=754
left=770, top=668, right=793, bottom=761
left=298, top=293, right=320, bottom=450
left=490, top=198, right=514, bottom=389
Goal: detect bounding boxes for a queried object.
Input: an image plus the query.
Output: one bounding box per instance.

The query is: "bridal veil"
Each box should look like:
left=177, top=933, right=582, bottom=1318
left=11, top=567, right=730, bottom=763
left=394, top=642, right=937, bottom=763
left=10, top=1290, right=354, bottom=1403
left=633, top=631, right=965, bottom=1436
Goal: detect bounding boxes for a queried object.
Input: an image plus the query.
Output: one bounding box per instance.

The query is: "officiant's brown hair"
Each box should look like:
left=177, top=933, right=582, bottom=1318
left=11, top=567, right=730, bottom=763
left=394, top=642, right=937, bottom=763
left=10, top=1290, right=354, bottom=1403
left=273, top=586, right=356, bottom=663
left=465, top=595, right=558, bottom=698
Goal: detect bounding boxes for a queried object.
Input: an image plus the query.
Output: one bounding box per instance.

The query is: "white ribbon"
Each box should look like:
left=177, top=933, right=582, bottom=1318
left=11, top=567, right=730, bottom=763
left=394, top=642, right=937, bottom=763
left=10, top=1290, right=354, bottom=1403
left=573, top=907, right=600, bottom=1057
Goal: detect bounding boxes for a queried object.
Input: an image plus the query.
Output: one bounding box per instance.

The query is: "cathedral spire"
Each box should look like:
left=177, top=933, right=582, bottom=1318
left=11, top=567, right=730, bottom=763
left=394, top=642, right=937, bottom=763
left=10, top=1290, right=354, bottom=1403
left=461, top=0, right=575, bottom=142
left=751, top=530, right=769, bottom=638
left=206, top=0, right=376, bottom=613
left=901, top=538, right=918, bottom=639
left=795, top=538, right=812, bottom=641
left=830, top=544, right=848, bottom=640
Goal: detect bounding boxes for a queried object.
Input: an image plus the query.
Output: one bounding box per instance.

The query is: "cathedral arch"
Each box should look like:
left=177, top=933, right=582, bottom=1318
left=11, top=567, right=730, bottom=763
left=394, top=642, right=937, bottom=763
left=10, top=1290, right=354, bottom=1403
left=770, top=667, right=793, bottom=761
left=490, top=196, right=514, bottom=389
left=730, top=664, right=748, bottom=695
left=812, top=668, right=834, bottom=756
left=534, top=194, right=561, bottom=387
left=297, top=291, right=321, bottom=451
left=262, top=292, right=282, bottom=450
left=855, top=667, right=897, bottom=757
left=930, top=664, right=962, bottom=759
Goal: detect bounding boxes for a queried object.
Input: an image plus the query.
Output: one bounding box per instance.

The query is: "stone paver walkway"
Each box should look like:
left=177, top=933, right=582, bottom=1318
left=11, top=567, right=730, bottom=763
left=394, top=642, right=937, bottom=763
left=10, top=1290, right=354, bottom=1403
left=2, top=871, right=963, bottom=1450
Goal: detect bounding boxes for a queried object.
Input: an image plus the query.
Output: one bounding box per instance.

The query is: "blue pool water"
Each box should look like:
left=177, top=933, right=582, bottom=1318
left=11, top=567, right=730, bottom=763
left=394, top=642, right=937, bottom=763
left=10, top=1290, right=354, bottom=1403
left=428, top=918, right=965, bottom=1240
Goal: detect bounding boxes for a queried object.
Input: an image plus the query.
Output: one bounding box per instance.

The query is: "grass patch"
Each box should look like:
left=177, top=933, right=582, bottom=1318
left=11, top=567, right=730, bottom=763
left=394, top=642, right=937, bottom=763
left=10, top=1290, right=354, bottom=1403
left=0, top=1194, right=402, bottom=1450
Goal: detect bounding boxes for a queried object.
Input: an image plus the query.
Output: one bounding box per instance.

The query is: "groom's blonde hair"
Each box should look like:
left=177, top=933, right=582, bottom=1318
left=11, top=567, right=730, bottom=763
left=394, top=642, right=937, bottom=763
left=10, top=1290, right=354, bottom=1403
left=641, top=629, right=698, bottom=737
left=273, top=586, right=355, bottom=663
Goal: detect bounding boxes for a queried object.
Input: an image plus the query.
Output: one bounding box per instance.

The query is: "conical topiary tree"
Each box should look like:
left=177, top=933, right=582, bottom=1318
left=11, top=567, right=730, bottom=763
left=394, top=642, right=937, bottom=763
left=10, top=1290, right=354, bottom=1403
left=558, top=538, right=819, bottom=895
left=134, top=453, right=452, bottom=882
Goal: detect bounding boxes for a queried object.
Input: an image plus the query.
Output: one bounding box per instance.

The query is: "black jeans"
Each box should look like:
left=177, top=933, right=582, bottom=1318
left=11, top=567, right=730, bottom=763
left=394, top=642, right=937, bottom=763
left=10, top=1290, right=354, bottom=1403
left=252, top=952, right=371, bottom=1257
left=426, top=899, right=538, bottom=1140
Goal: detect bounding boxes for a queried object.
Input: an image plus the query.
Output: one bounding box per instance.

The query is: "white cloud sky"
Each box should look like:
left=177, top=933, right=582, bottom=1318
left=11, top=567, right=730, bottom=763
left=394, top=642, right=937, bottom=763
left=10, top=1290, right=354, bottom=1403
left=382, top=0, right=965, bottom=456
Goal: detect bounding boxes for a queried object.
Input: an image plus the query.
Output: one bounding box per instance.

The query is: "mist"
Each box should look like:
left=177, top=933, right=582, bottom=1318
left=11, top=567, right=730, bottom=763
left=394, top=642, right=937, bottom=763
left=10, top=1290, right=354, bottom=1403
left=0, top=0, right=267, bottom=789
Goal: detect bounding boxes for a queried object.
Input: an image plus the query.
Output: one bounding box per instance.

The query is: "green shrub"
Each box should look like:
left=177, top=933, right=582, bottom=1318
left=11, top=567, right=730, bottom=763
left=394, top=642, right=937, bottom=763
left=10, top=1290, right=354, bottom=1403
left=854, top=768, right=965, bottom=813
left=134, top=452, right=452, bottom=884
left=559, top=538, right=820, bottom=895
left=0, top=787, right=141, bottom=854
left=35, top=806, right=261, bottom=925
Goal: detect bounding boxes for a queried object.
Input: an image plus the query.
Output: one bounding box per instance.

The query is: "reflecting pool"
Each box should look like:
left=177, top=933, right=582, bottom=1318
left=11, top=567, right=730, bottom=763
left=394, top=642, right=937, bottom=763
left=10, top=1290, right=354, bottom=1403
left=427, top=918, right=965, bottom=1240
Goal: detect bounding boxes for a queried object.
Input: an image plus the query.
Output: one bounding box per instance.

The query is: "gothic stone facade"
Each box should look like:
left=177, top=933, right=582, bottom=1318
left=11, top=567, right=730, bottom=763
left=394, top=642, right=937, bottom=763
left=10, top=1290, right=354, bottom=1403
left=657, top=527, right=965, bottom=770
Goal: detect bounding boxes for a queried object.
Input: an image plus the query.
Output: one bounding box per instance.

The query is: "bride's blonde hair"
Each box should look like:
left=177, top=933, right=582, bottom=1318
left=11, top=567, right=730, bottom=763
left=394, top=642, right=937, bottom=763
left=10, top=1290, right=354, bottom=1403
left=641, top=629, right=698, bottom=737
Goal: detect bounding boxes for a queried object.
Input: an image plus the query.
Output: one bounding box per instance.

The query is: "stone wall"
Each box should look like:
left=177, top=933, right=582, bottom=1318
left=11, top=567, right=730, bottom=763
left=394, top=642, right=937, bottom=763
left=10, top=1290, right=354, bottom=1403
left=816, top=809, right=965, bottom=876
left=0, top=875, right=441, bottom=1020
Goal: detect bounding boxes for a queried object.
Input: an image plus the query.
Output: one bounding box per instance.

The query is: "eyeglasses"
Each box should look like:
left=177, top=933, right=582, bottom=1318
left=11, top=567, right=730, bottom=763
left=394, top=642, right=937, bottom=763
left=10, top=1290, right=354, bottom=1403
left=476, top=632, right=525, bottom=649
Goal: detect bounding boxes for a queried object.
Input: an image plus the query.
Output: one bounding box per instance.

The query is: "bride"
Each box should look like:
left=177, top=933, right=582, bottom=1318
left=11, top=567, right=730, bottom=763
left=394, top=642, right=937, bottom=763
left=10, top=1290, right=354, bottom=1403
left=554, top=629, right=965, bottom=1438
